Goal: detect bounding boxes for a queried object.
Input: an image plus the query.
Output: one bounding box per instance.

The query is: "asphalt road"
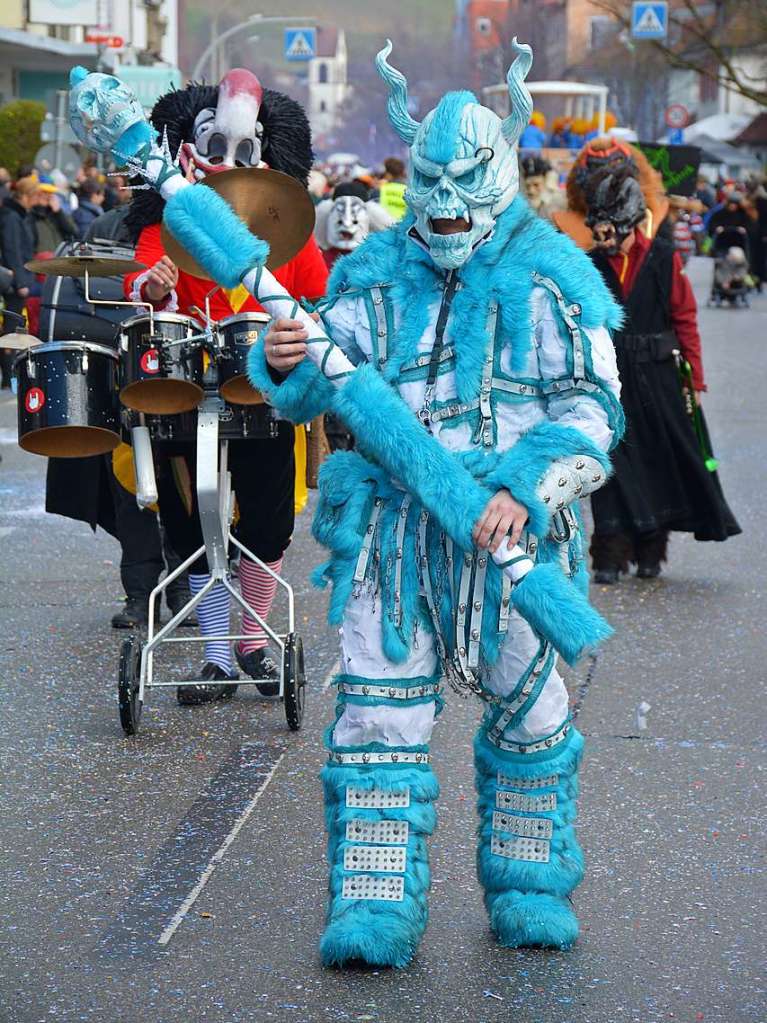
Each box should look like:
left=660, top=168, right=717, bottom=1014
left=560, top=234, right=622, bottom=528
left=1, top=258, right=764, bottom=1023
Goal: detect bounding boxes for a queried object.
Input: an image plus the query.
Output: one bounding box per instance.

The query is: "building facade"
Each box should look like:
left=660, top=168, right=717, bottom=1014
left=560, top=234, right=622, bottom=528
left=0, top=0, right=178, bottom=105
left=307, top=28, right=351, bottom=150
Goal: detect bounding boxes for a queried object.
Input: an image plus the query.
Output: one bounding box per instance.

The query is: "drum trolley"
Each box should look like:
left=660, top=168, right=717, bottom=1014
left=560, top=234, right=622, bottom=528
left=117, top=310, right=306, bottom=737
left=11, top=245, right=306, bottom=738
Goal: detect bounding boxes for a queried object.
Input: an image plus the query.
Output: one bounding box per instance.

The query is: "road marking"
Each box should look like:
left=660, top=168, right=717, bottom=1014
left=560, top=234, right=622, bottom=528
left=323, top=657, right=340, bottom=688
left=158, top=750, right=285, bottom=946
left=95, top=741, right=286, bottom=959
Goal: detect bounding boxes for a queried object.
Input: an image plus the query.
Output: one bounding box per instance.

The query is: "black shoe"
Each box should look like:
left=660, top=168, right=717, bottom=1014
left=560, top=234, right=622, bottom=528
left=177, top=662, right=239, bottom=706
left=593, top=568, right=620, bottom=585
left=235, top=644, right=280, bottom=697
left=167, top=594, right=197, bottom=627
left=111, top=597, right=160, bottom=630
left=636, top=562, right=662, bottom=579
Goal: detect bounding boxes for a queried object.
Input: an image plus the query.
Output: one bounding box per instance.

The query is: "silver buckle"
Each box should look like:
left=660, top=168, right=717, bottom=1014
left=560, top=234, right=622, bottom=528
left=491, top=833, right=550, bottom=863
left=343, top=845, right=407, bottom=873
left=496, top=790, right=556, bottom=813
left=345, top=819, right=409, bottom=845
left=342, top=875, right=405, bottom=902
left=497, top=771, right=559, bottom=790
left=492, top=811, right=554, bottom=840
left=346, top=786, right=411, bottom=809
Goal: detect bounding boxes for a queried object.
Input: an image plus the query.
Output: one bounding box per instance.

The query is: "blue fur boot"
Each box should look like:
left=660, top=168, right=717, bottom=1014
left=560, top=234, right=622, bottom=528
left=320, top=743, right=439, bottom=969
left=474, top=724, right=585, bottom=950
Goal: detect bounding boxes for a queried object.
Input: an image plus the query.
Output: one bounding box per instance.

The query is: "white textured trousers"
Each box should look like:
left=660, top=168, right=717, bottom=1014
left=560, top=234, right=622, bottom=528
left=331, top=591, right=570, bottom=749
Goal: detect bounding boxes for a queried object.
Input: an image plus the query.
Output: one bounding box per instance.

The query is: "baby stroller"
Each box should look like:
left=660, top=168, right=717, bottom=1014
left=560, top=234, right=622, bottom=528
left=709, top=226, right=752, bottom=308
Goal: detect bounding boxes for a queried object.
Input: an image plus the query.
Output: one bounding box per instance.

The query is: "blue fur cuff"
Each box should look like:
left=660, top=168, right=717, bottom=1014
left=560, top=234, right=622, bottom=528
left=163, top=185, right=269, bottom=288
left=483, top=421, right=611, bottom=536
left=247, top=340, right=335, bottom=423
left=332, top=363, right=491, bottom=549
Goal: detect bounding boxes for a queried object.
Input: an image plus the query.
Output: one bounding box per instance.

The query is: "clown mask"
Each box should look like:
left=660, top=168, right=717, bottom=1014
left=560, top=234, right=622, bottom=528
left=328, top=194, right=370, bottom=251
left=181, top=68, right=266, bottom=179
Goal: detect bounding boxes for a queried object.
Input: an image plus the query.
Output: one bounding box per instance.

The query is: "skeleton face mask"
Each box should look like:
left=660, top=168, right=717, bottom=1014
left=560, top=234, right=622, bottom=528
left=376, top=39, right=533, bottom=271
left=181, top=69, right=265, bottom=179
left=327, top=196, right=371, bottom=251
left=69, top=68, right=153, bottom=160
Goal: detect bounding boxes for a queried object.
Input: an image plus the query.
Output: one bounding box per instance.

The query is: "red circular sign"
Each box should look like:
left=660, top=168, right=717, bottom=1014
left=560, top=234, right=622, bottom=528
left=140, top=349, right=160, bottom=374
left=665, top=104, right=689, bottom=129
left=25, top=387, right=45, bottom=413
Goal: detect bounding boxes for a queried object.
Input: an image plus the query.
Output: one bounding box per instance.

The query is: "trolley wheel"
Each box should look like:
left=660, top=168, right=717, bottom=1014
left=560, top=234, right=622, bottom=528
left=118, top=634, right=143, bottom=736
left=283, top=633, right=306, bottom=732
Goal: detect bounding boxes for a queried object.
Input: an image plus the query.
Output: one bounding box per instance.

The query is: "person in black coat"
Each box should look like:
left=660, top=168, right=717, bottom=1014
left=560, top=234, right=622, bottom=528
left=583, top=165, right=740, bottom=583
left=0, top=175, right=40, bottom=386
left=72, top=179, right=106, bottom=238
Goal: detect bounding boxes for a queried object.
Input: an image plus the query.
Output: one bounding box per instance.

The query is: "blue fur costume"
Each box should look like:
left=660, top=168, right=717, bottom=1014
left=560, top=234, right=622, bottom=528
left=248, top=172, right=623, bottom=961
left=69, top=42, right=624, bottom=971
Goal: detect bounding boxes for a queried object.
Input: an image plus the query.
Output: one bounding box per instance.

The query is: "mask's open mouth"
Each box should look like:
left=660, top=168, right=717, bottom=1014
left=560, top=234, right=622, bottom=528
left=338, top=229, right=355, bottom=240
left=430, top=216, right=471, bottom=235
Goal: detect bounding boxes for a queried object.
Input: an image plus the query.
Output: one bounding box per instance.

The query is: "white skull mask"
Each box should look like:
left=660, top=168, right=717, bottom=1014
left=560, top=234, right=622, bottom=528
left=376, top=39, right=533, bottom=271
left=327, top=196, right=371, bottom=251
left=407, top=103, right=521, bottom=269
left=182, top=68, right=265, bottom=179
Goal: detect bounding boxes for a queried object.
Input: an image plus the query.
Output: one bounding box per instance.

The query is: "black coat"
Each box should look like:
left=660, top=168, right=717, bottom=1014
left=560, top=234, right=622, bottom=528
left=72, top=200, right=103, bottom=239
left=0, top=198, right=37, bottom=292
left=589, top=237, right=740, bottom=542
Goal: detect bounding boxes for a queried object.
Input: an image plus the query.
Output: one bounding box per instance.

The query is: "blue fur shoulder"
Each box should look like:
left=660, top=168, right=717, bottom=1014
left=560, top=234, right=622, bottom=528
left=325, top=198, right=622, bottom=331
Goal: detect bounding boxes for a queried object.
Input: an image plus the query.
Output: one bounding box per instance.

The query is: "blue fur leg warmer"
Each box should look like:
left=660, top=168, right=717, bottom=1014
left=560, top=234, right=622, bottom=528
left=320, top=744, right=439, bottom=969
left=474, top=725, right=585, bottom=950
left=163, top=184, right=270, bottom=288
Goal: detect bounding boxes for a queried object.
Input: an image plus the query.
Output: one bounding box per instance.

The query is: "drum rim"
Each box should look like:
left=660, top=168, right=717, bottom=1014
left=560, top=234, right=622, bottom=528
left=13, top=340, right=118, bottom=364
left=120, top=312, right=201, bottom=329
left=218, top=312, right=271, bottom=328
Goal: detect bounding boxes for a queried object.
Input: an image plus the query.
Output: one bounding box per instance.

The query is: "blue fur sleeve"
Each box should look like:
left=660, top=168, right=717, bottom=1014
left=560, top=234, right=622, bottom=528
left=483, top=421, right=611, bottom=537
left=247, top=338, right=335, bottom=424
left=163, top=185, right=269, bottom=288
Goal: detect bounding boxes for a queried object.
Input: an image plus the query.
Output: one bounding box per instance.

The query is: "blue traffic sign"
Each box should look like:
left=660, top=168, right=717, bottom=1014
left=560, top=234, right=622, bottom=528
left=284, top=27, right=316, bottom=62
left=631, top=2, right=668, bottom=39
left=668, top=127, right=684, bottom=145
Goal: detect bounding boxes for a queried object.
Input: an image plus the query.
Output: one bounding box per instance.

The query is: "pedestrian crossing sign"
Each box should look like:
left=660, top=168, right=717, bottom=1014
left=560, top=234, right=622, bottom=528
left=284, top=27, right=316, bottom=61
left=631, top=2, right=668, bottom=39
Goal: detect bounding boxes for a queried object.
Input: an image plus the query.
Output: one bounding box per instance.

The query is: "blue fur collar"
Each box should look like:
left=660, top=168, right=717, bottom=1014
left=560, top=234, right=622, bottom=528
left=327, top=196, right=623, bottom=404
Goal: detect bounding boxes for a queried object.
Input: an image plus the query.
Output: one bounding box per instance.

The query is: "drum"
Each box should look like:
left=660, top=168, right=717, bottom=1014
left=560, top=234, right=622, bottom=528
left=15, top=341, right=120, bottom=457
left=119, top=313, right=204, bottom=415
left=120, top=404, right=279, bottom=446
left=216, top=312, right=269, bottom=406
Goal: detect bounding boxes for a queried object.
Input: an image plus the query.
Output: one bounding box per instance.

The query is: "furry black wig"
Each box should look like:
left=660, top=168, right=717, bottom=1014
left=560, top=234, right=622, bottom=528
left=125, top=80, right=313, bottom=240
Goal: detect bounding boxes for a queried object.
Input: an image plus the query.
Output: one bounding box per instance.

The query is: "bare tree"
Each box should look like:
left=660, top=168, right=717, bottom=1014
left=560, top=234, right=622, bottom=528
left=589, top=0, right=767, bottom=107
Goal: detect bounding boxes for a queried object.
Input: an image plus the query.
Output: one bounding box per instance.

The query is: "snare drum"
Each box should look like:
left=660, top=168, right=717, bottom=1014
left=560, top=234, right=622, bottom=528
left=119, top=313, right=204, bottom=415
left=216, top=312, right=269, bottom=405
left=15, top=341, right=120, bottom=457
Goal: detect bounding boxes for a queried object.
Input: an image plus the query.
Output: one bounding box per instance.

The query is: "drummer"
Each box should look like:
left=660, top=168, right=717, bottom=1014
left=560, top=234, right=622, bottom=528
left=123, top=69, right=328, bottom=704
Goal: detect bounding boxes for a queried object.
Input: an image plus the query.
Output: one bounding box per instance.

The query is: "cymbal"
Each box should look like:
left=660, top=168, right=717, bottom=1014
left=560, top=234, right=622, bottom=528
left=161, top=167, right=316, bottom=280
left=26, top=255, right=147, bottom=277
left=0, top=332, right=42, bottom=350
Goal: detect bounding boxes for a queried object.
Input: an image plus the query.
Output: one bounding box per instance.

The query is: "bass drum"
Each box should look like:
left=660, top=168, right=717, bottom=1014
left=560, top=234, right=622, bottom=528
left=119, top=313, right=204, bottom=415
left=15, top=341, right=120, bottom=458
left=216, top=312, right=269, bottom=406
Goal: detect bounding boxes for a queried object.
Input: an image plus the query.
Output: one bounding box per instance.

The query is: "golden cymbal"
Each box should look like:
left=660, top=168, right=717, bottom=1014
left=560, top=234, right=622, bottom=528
left=0, top=332, right=42, bottom=350
left=25, top=255, right=147, bottom=277
left=161, top=167, right=316, bottom=280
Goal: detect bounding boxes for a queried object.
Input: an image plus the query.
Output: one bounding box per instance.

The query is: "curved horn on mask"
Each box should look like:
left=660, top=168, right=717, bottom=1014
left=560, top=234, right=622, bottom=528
left=375, top=39, right=421, bottom=145
left=501, top=38, right=534, bottom=147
